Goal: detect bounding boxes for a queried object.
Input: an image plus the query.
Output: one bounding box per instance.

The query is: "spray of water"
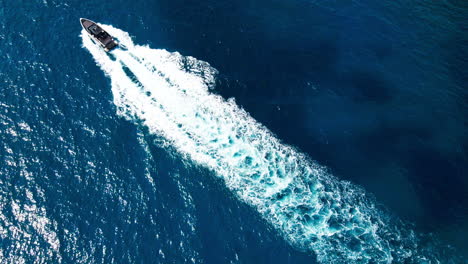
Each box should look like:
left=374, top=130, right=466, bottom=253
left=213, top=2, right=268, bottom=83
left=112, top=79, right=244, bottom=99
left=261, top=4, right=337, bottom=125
left=81, top=25, right=454, bottom=264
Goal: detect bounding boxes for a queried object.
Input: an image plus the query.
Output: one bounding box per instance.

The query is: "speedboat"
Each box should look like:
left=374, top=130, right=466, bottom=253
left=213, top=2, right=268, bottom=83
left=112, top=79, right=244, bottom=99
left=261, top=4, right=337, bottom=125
left=80, top=18, right=118, bottom=52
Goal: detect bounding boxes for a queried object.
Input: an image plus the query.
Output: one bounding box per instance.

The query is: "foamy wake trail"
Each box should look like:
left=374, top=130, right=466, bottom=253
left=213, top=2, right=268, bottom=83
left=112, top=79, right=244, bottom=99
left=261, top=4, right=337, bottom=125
left=81, top=25, right=451, bottom=263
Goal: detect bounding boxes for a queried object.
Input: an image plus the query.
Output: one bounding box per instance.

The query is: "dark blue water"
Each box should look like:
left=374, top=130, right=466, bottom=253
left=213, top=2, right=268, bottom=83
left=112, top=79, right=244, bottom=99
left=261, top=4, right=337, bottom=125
left=0, top=0, right=467, bottom=263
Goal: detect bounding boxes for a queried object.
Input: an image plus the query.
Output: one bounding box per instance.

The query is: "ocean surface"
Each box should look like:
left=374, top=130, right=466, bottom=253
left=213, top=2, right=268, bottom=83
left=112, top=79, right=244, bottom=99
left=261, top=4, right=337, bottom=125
left=0, top=0, right=467, bottom=263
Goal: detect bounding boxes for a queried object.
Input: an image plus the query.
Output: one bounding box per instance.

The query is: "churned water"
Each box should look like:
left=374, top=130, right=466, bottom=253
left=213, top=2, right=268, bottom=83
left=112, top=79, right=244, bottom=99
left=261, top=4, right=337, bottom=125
left=0, top=0, right=467, bottom=263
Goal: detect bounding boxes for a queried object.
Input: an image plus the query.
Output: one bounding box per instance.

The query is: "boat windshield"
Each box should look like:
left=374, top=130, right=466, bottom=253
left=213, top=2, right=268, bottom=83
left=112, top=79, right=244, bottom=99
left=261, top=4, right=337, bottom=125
left=88, top=25, right=103, bottom=35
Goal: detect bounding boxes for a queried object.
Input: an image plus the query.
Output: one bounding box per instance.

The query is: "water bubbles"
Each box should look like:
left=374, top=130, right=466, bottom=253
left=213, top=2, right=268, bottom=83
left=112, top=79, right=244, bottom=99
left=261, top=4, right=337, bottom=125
left=81, top=25, right=449, bottom=264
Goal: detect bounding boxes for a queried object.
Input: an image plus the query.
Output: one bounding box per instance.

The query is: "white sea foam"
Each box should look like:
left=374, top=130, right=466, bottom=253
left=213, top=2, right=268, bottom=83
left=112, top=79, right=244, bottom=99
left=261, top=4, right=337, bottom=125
left=81, top=25, right=444, bottom=263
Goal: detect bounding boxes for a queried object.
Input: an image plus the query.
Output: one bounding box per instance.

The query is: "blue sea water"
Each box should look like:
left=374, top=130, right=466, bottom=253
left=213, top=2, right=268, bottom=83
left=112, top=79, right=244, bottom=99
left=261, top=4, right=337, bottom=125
left=0, top=0, right=467, bottom=263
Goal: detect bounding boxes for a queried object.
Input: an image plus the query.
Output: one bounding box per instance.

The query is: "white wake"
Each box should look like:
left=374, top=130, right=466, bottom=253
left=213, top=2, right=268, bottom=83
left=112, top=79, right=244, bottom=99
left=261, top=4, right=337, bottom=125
left=81, top=25, right=444, bottom=264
